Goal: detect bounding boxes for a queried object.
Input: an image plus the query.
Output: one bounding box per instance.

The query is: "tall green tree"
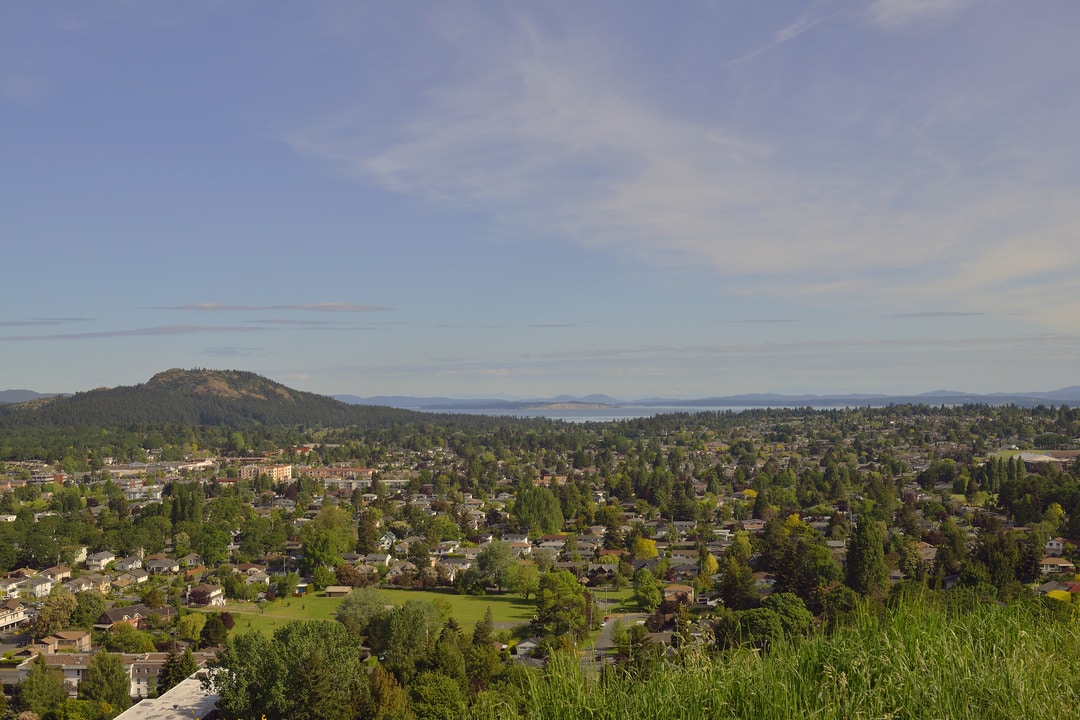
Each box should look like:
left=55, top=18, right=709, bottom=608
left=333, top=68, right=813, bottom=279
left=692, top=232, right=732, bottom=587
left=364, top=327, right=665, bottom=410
left=476, top=540, right=515, bottom=591
left=70, top=590, right=107, bottom=629
left=336, top=585, right=389, bottom=642
left=367, top=600, right=444, bottom=681
left=299, top=505, right=357, bottom=574
left=717, top=533, right=759, bottom=611
left=200, top=613, right=228, bottom=648
left=534, top=569, right=595, bottom=640
left=633, top=568, right=662, bottom=612
left=31, top=592, right=78, bottom=639
left=511, top=486, right=563, bottom=534
left=845, top=519, right=889, bottom=597
left=78, top=651, right=132, bottom=716
left=16, top=654, right=68, bottom=718
left=157, top=646, right=198, bottom=695
left=209, top=620, right=368, bottom=720
left=409, top=671, right=467, bottom=720
left=505, top=561, right=541, bottom=600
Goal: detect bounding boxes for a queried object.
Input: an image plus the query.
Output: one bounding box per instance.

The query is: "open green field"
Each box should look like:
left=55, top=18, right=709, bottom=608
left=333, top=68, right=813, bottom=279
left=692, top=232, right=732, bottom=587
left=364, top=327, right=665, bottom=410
left=203, top=587, right=541, bottom=637
left=378, top=588, right=536, bottom=626
left=592, top=587, right=638, bottom=614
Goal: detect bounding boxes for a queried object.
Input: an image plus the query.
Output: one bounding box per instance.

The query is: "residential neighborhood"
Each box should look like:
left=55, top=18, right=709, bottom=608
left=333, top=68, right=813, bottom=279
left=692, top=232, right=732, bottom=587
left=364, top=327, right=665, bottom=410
left=1, top=402, right=1079, bottom=717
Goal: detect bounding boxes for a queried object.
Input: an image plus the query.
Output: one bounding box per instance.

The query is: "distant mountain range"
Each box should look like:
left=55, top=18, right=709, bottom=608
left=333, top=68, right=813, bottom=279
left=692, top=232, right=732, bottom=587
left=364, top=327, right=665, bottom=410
left=333, top=387, right=1080, bottom=410
left=3, top=373, right=1079, bottom=426
left=0, top=389, right=59, bottom=404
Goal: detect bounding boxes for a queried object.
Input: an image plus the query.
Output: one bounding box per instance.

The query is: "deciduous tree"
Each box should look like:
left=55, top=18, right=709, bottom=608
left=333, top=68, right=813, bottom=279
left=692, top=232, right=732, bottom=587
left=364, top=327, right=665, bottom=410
left=78, top=651, right=131, bottom=714
left=633, top=568, right=662, bottom=612
left=476, top=540, right=515, bottom=591
left=16, top=655, right=68, bottom=718
left=31, top=592, right=77, bottom=639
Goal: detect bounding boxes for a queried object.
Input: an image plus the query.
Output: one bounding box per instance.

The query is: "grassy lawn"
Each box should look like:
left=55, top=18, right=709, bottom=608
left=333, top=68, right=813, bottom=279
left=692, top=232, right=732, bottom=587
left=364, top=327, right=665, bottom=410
left=205, top=587, right=538, bottom=637
left=591, top=587, right=638, bottom=614
left=377, top=588, right=536, bottom=626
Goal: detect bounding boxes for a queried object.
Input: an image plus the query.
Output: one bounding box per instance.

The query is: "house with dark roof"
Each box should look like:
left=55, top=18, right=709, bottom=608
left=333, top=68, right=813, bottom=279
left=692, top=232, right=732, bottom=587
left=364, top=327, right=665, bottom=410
left=95, top=603, right=155, bottom=631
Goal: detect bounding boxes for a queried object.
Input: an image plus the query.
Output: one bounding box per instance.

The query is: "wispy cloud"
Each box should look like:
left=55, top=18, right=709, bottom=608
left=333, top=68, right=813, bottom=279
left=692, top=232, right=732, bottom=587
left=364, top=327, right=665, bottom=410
left=317, top=332, right=1080, bottom=395
left=723, top=319, right=799, bottom=325
left=288, top=7, right=1080, bottom=334
left=885, top=311, right=985, bottom=319
left=529, top=322, right=577, bottom=328
left=728, top=12, right=828, bottom=66
left=867, top=0, right=972, bottom=30
left=0, top=318, right=93, bottom=327
left=0, top=325, right=264, bottom=342
left=530, top=334, right=1080, bottom=361
left=147, top=302, right=388, bottom=312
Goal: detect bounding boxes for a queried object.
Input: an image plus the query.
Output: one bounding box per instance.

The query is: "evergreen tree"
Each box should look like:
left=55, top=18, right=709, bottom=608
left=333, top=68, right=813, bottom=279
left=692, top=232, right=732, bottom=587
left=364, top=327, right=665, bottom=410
left=157, top=646, right=198, bottom=696
left=472, top=606, right=494, bottom=648
left=845, top=519, right=889, bottom=597
left=717, top=533, right=759, bottom=611
left=200, top=613, right=228, bottom=648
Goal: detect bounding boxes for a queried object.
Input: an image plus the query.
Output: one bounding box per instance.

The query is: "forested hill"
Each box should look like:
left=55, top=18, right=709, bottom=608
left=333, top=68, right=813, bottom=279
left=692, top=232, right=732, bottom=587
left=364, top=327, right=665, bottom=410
left=0, top=368, right=422, bottom=429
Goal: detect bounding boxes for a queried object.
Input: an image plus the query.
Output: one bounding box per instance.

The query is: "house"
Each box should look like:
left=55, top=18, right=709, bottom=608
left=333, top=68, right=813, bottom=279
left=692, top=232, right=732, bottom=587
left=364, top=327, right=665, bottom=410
left=514, top=637, right=541, bottom=657
left=187, top=584, right=225, bottom=607
left=65, top=574, right=111, bottom=595
left=116, top=569, right=149, bottom=586
left=245, top=571, right=272, bottom=587
left=364, top=553, right=392, bottom=568
left=115, top=556, right=144, bottom=572
left=43, top=565, right=72, bottom=583
left=33, top=630, right=92, bottom=654
left=0, top=576, right=23, bottom=597
left=1039, top=556, right=1076, bottom=575
left=95, top=603, right=153, bottom=631
left=435, top=558, right=470, bottom=582
left=64, top=577, right=97, bottom=594
left=509, top=541, right=533, bottom=556
left=24, top=576, right=55, bottom=599
left=752, top=572, right=777, bottom=590
left=237, top=563, right=268, bottom=576
left=663, top=584, right=696, bottom=604
left=86, top=551, right=116, bottom=572
left=145, top=557, right=181, bottom=575
left=0, top=598, right=27, bottom=631
left=386, top=561, right=418, bottom=583
left=324, top=586, right=353, bottom=598
left=1045, top=537, right=1067, bottom=556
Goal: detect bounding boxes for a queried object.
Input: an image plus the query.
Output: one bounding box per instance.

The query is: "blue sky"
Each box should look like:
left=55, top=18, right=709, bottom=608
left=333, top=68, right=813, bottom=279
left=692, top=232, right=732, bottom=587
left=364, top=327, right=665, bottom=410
left=3, top=1, right=1079, bottom=399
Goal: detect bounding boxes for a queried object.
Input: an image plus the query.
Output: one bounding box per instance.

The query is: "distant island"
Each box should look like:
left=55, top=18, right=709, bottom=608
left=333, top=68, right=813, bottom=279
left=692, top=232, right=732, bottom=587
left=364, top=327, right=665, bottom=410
left=520, top=401, right=615, bottom=410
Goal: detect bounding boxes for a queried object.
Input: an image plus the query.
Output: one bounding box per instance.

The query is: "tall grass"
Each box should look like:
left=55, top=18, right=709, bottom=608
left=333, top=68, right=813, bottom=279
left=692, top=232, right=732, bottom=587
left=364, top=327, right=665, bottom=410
left=478, top=598, right=1080, bottom=719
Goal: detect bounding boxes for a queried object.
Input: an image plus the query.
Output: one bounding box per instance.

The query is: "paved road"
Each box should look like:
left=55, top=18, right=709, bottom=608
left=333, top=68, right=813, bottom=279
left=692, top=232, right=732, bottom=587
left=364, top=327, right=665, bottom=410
left=581, top=612, right=647, bottom=675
